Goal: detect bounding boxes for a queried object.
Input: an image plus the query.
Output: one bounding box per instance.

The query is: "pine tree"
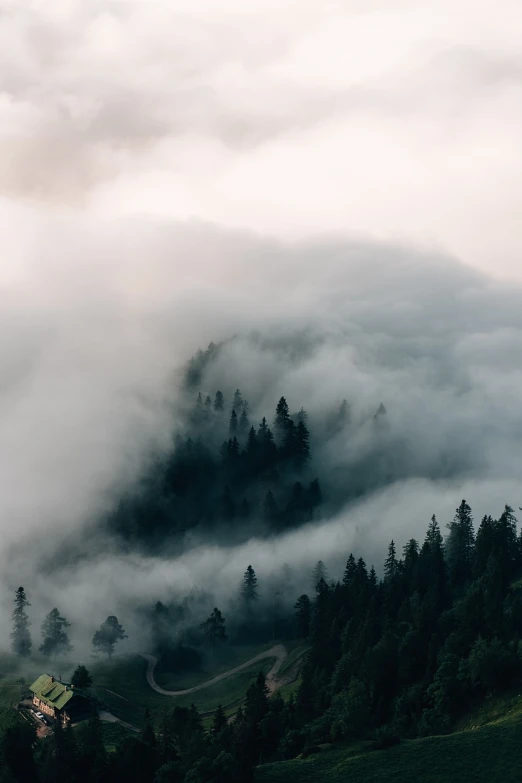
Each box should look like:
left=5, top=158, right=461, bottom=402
left=71, top=664, right=93, bottom=690
left=239, top=408, right=250, bottom=434
left=241, top=565, right=258, bottom=607
left=39, top=608, right=72, bottom=658
left=312, top=560, right=328, bottom=591
left=229, top=409, right=238, bottom=436
left=281, top=419, right=296, bottom=458
left=204, top=395, right=212, bottom=409
left=11, top=587, right=31, bottom=657
left=294, top=595, right=311, bottom=639
left=214, top=391, right=225, bottom=412
left=274, top=397, right=291, bottom=437
left=384, top=540, right=398, bottom=580
left=294, top=420, right=310, bottom=468
left=297, top=407, right=308, bottom=423
left=343, top=554, right=357, bottom=588
left=446, top=500, right=475, bottom=587
left=232, top=389, right=244, bottom=412
left=200, top=608, right=227, bottom=667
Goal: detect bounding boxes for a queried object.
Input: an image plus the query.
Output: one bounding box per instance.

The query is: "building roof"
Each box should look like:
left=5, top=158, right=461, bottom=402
left=29, top=674, right=74, bottom=711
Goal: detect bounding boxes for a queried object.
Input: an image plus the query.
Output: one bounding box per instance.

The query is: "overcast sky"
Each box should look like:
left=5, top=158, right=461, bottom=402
left=1, top=0, right=522, bottom=279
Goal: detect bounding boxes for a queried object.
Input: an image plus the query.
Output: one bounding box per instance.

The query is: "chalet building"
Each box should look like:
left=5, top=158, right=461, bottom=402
left=29, top=674, right=91, bottom=725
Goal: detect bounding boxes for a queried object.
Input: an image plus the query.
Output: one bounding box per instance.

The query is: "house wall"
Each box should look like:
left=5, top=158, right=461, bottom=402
left=32, top=696, right=56, bottom=718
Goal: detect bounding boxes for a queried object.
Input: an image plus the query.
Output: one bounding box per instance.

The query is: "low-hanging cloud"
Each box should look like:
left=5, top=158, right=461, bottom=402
left=0, top=212, right=521, bottom=651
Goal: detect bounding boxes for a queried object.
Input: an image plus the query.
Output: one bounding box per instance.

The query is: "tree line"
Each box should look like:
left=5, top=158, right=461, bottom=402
left=11, top=588, right=127, bottom=661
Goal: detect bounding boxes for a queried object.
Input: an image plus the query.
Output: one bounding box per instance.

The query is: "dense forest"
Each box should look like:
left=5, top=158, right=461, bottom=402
left=106, top=341, right=397, bottom=549
left=5, top=499, right=522, bottom=782
left=108, top=384, right=325, bottom=546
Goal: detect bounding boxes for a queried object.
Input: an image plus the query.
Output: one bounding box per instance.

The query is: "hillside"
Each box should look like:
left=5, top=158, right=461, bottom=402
left=257, top=693, right=522, bottom=783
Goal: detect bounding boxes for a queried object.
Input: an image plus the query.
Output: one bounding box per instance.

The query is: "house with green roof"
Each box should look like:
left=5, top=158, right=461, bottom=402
left=29, top=674, right=91, bottom=725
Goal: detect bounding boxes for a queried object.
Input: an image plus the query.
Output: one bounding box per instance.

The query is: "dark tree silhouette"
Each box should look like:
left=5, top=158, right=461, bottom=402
left=71, top=664, right=93, bottom=690
left=92, top=616, right=127, bottom=660
left=241, top=565, right=258, bottom=607
left=200, top=608, right=227, bottom=666
left=214, top=390, right=224, bottom=411
left=39, top=608, right=72, bottom=658
left=11, top=587, right=31, bottom=657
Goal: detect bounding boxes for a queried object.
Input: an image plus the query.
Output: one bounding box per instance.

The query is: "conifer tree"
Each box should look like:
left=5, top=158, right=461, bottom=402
left=11, top=587, right=32, bottom=657
left=229, top=409, right=238, bottom=435
left=312, top=560, right=328, bottom=591
left=384, top=540, right=398, bottom=580
left=446, top=500, right=475, bottom=587
left=239, top=408, right=249, bottom=434
left=343, top=554, right=357, bottom=587
left=241, top=565, right=258, bottom=607
left=200, top=608, right=227, bottom=667
left=295, top=420, right=311, bottom=468
left=232, top=389, right=244, bottom=412
left=274, top=397, right=291, bottom=436
left=71, top=664, right=93, bottom=690
left=204, top=395, right=212, bottom=409
left=214, top=390, right=224, bottom=412
left=39, top=608, right=72, bottom=658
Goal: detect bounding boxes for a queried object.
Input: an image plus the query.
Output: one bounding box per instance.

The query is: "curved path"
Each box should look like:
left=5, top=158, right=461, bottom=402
left=140, top=644, right=287, bottom=697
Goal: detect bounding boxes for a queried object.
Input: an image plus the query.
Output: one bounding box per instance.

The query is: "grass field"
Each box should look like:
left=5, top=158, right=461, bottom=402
left=91, top=653, right=276, bottom=728
left=256, top=693, right=522, bottom=783
left=154, top=641, right=276, bottom=690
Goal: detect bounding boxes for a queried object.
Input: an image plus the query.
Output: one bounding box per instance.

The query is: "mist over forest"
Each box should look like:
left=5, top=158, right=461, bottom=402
left=1, top=226, right=521, bottom=654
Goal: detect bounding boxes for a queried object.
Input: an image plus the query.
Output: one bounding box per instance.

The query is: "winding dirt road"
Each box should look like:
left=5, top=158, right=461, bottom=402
left=139, top=644, right=287, bottom=697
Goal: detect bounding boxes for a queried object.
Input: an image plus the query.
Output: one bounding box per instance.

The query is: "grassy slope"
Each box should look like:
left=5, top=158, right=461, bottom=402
left=91, top=653, right=276, bottom=727
left=154, top=642, right=277, bottom=690
left=256, top=693, right=522, bottom=783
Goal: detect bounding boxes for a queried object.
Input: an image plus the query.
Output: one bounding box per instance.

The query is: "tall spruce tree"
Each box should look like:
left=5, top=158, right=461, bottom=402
left=229, top=409, right=238, bottom=435
left=446, top=499, right=475, bottom=587
left=274, top=397, right=291, bottom=437
left=312, top=560, right=328, bottom=591
left=214, top=390, right=224, bottom=412
left=295, top=419, right=311, bottom=468
left=241, top=565, right=258, bottom=607
left=11, top=587, right=32, bottom=657
left=384, top=540, right=399, bottom=580
left=239, top=408, right=250, bottom=435
left=232, top=389, right=244, bottom=411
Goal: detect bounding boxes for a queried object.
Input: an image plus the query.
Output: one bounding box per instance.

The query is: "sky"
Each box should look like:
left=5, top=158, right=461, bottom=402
left=1, top=0, right=522, bottom=648
left=1, top=0, right=522, bottom=278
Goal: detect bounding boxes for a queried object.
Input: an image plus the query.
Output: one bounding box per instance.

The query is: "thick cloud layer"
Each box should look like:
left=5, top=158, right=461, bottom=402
left=1, top=1, right=522, bottom=652
left=0, top=218, right=521, bottom=651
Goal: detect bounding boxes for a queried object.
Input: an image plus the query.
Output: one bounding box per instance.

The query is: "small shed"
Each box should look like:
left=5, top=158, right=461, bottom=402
left=29, top=674, right=91, bottom=725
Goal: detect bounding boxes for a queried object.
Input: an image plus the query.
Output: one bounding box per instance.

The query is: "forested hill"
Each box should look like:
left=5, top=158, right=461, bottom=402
left=108, top=383, right=326, bottom=546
